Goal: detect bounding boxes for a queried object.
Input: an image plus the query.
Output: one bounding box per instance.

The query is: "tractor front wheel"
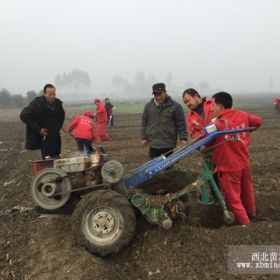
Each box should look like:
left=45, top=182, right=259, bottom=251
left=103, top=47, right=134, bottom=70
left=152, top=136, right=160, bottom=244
left=72, top=190, right=136, bottom=256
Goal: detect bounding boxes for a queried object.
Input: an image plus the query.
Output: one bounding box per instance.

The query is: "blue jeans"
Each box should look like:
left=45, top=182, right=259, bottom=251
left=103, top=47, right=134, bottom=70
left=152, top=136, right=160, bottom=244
left=76, top=138, right=93, bottom=156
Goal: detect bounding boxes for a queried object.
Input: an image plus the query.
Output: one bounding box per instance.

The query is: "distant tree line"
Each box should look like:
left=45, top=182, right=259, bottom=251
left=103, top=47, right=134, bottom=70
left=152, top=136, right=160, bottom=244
left=111, top=71, right=211, bottom=97
left=0, top=88, right=40, bottom=109
left=112, top=71, right=157, bottom=97
left=0, top=69, right=93, bottom=108
left=55, top=69, right=91, bottom=90
left=0, top=69, right=212, bottom=107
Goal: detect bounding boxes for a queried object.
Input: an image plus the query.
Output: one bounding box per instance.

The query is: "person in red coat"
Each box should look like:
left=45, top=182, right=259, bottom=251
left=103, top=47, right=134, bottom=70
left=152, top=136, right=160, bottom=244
left=66, top=111, right=95, bottom=156
left=94, top=98, right=111, bottom=144
left=211, top=92, right=262, bottom=225
left=182, top=88, right=215, bottom=139
left=274, top=98, right=280, bottom=112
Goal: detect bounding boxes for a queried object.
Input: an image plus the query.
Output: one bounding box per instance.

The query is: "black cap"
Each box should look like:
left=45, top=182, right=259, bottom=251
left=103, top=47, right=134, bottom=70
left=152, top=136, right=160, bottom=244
left=152, top=83, right=166, bottom=94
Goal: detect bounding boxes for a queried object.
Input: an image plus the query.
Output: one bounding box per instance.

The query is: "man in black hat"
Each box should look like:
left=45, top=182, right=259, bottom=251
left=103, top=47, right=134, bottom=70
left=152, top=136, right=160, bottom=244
left=141, top=83, right=187, bottom=159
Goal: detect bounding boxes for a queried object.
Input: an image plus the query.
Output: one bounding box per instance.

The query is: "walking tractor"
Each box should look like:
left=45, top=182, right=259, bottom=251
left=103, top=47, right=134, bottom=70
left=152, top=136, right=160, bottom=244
left=30, top=125, right=256, bottom=256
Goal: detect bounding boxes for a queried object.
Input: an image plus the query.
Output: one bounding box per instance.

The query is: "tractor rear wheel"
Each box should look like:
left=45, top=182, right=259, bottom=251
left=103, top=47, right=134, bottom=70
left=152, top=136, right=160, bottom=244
left=72, top=189, right=136, bottom=256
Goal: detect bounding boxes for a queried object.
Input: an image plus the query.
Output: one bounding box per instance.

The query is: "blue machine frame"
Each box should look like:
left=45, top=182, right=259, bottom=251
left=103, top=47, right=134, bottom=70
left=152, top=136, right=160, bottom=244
left=121, top=127, right=255, bottom=190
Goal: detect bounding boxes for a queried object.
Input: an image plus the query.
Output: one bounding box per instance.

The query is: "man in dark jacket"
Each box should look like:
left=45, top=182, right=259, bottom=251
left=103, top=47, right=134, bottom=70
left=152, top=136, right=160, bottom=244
left=20, top=84, right=65, bottom=159
left=141, top=83, right=187, bottom=159
left=105, top=97, right=114, bottom=127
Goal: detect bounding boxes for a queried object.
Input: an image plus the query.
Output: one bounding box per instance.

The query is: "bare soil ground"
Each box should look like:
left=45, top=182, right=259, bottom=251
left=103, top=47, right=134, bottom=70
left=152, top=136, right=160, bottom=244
left=0, top=105, right=280, bottom=280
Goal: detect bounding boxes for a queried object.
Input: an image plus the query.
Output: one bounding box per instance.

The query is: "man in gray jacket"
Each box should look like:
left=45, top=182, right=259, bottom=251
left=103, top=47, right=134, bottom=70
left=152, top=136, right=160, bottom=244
left=141, top=83, right=187, bottom=159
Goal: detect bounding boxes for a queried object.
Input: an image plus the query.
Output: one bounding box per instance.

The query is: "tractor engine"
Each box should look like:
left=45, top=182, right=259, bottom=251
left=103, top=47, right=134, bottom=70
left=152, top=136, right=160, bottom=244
left=31, top=147, right=108, bottom=210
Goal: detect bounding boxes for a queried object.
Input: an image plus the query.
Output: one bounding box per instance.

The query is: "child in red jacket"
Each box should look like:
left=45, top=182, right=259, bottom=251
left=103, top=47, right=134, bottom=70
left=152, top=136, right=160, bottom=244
left=66, top=111, right=95, bottom=156
left=211, top=92, right=262, bottom=225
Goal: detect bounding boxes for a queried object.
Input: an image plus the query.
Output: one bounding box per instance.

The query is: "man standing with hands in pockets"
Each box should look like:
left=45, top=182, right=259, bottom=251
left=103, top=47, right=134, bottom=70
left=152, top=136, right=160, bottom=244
left=141, top=83, right=187, bottom=159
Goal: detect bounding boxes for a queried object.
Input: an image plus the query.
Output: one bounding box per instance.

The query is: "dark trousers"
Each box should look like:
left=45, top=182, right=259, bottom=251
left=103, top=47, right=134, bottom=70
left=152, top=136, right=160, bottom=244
left=107, top=114, right=114, bottom=127
left=149, top=147, right=173, bottom=159
left=41, top=134, right=61, bottom=159
left=76, top=138, right=93, bottom=156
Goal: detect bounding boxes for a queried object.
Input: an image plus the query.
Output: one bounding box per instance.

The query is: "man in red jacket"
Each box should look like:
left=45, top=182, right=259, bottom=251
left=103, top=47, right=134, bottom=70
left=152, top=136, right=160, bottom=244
left=94, top=98, right=111, bottom=144
left=274, top=98, right=280, bottom=112
left=211, top=92, right=262, bottom=225
left=66, top=111, right=95, bottom=156
left=182, top=88, right=215, bottom=139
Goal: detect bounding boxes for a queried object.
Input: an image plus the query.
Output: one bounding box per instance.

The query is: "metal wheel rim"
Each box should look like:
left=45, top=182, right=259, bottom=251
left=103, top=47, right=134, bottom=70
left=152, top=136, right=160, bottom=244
left=31, top=168, right=71, bottom=210
left=101, top=160, right=124, bottom=183
left=84, top=207, right=121, bottom=244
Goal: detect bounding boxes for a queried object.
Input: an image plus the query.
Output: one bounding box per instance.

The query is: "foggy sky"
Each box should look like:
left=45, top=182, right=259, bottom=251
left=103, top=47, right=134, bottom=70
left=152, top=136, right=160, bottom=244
left=0, top=0, right=280, bottom=96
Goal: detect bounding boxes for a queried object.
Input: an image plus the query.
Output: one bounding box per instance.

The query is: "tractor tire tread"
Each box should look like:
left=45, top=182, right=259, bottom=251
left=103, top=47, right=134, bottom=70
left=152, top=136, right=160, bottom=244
left=72, top=189, right=136, bottom=256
